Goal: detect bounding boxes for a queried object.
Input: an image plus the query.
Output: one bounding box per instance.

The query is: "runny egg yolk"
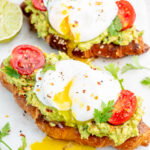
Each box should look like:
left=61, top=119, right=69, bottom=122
left=60, top=16, right=80, bottom=42
left=53, top=80, right=73, bottom=110
left=30, top=136, right=96, bottom=150
left=60, top=16, right=71, bottom=35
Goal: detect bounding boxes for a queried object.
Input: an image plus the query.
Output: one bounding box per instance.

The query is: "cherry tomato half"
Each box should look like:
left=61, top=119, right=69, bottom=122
left=10, top=45, right=45, bottom=75
left=108, top=90, right=137, bottom=125
left=32, top=0, right=47, bottom=11
left=116, top=0, right=136, bottom=30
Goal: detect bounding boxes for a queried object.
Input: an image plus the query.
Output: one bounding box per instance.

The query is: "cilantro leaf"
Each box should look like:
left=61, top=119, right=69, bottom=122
left=0, top=123, right=12, bottom=150
left=108, top=16, right=122, bottom=36
left=0, top=123, right=10, bottom=138
left=18, top=136, right=27, bottom=150
left=4, top=66, right=20, bottom=79
left=94, top=100, right=115, bottom=123
left=105, top=63, right=124, bottom=90
left=141, top=77, right=150, bottom=86
left=122, top=56, right=150, bottom=73
left=41, top=63, right=56, bottom=73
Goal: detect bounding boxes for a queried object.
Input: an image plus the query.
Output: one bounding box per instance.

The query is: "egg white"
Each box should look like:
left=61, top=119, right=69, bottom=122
left=34, top=60, right=121, bottom=122
left=44, top=0, right=118, bottom=42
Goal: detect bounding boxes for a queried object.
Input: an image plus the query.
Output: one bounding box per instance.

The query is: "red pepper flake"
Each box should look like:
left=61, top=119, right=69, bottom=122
left=94, top=96, right=99, bottom=100
left=82, top=89, right=86, bottom=93
left=20, top=133, right=25, bottom=137
left=38, top=77, right=42, bottom=80
left=97, top=82, right=101, bottom=85
left=68, top=5, right=73, bottom=9
left=72, top=24, right=76, bottom=28
left=50, top=83, right=54, bottom=86
left=46, top=109, right=53, bottom=113
left=87, top=105, right=91, bottom=111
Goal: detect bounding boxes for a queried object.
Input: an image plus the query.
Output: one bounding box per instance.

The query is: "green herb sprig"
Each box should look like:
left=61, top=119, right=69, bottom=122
left=18, top=136, right=27, bottom=150
left=94, top=100, right=115, bottom=123
left=105, top=63, right=124, bottom=90
left=0, top=123, right=12, bottom=150
left=122, top=56, right=150, bottom=87
left=121, top=56, right=150, bottom=74
left=108, top=16, right=122, bottom=36
left=141, top=77, right=150, bottom=86
left=3, top=66, right=20, bottom=79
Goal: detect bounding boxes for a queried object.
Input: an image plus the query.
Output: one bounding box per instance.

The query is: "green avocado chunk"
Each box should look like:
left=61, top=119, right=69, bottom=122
left=1, top=52, right=143, bottom=146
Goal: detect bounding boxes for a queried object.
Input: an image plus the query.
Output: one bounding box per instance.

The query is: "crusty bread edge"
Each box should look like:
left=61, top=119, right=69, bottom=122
left=0, top=66, right=150, bottom=150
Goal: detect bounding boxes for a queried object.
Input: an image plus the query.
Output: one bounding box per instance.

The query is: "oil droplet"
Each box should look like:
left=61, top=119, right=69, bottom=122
left=30, top=136, right=95, bottom=150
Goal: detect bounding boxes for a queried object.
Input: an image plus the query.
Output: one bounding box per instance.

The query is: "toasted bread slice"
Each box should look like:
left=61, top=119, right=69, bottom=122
left=20, top=2, right=149, bottom=59
left=1, top=65, right=150, bottom=150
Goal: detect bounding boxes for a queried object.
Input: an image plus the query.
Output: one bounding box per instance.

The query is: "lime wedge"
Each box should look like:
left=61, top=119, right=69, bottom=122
left=0, top=0, right=23, bottom=43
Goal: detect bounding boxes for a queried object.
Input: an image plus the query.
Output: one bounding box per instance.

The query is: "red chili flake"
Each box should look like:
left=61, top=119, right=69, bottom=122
left=82, top=89, right=86, bottom=93
left=72, top=24, right=76, bottom=28
left=38, top=77, right=42, bottom=80
left=46, top=109, right=53, bottom=113
left=68, top=6, right=73, bottom=9
left=97, top=82, right=101, bottom=85
left=50, top=83, right=54, bottom=86
left=87, top=105, right=91, bottom=111
left=20, top=133, right=25, bottom=137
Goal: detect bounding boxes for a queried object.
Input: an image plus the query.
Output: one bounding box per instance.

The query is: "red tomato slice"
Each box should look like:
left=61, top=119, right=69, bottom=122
left=32, top=0, right=47, bottom=11
left=116, top=0, right=136, bottom=30
left=108, top=90, right=137, bottom=125
left=10, top=45, right=45, bottom=75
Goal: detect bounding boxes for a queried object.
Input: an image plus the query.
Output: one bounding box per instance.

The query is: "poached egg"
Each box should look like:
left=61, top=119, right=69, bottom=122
left=44, top=0, right=118, bottom=42
left=34, top=60, right=121, bottom=122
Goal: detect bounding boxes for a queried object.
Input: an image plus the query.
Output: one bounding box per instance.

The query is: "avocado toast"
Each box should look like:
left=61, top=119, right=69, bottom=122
left=20, top=0, right=149, bottom=59
left=0, top=44, right=150, bottom=150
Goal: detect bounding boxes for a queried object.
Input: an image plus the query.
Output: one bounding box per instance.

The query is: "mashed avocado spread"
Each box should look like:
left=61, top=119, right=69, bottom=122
left=24, top=0, right=143, bottom=52
left=1, top=52, right=144, bottom=146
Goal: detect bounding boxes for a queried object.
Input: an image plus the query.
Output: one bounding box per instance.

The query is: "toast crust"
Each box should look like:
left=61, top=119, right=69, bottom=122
left=20, top=2, right=149, bottom=59
left=1, top=67, right=150, bottom=150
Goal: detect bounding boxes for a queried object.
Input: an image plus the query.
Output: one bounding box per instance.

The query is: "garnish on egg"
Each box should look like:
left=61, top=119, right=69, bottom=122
left=87, top=105, right=91, bottom=111
left=94, top=100, right=115, bottom=123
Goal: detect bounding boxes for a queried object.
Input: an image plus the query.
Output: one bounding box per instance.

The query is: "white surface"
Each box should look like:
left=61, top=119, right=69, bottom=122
left=0, top=0, right=150, bottom=150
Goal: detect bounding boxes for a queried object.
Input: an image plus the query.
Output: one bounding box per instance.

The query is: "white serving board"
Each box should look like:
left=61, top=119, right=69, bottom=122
left=0, top=0, right=150, bottom=149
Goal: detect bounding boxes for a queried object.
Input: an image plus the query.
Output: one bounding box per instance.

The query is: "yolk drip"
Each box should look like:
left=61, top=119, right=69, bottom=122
left=53, top=80, right=73, bottom=110
left=60, top=16, right=80, bottom=42
left=30, top=136, right=96, bottom=150
left=60, top=16, right=71, bottom=35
